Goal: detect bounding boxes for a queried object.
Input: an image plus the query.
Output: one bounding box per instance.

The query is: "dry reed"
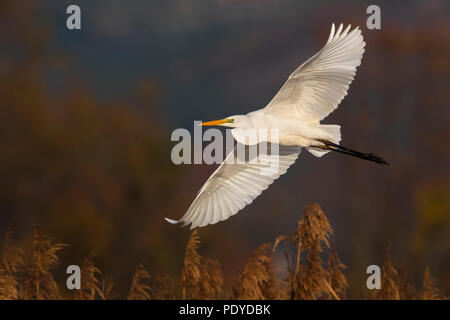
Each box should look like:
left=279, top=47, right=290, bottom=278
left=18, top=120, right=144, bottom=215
left=22, top=227, right=66, bottom=300
left=0, top=204, right=446, bottom=300
left=372, top=247, right=400, bottom=300
left=423, top=267, right=442, bottom=300
left=127, top=262, right=152, bottom=300
left=232, top=243, right=279, bottom=300
left=0, top=230, right=24, bottom=300
left=181, top=230, right=223, bottom=299
left=75, top=251, right=104, bottom=300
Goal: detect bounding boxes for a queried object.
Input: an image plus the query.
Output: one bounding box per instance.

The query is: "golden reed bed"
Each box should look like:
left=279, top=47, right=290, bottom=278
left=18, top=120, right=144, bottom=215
left=0, top=204, right=444, bottom=300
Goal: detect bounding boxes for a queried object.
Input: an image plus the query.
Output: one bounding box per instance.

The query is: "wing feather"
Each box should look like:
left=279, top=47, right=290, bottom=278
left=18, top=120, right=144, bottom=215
left=264, top=23, right=365, bottom=122
left=168, top=143, right=301, bottom=229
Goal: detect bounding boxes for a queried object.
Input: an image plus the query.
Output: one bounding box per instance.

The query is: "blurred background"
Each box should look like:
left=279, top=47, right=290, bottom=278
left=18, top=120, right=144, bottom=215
left=1, top=0, right=449, bottom=298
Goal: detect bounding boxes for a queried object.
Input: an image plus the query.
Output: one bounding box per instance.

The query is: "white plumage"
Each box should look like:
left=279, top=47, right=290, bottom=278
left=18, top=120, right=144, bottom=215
left=166, top=23, right=376, bottom=229
left=177, top=144, right=301, bottom=229
left=265, top=23, right=365, bottom=122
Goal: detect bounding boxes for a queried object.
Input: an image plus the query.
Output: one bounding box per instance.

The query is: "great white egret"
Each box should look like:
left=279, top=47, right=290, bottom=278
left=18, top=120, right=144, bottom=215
left=166, top=23, right=388, bottom=229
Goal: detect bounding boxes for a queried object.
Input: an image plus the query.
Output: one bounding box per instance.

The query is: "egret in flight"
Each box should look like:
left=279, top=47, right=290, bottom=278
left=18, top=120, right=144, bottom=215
left=166, top=23, right=388, bottom=229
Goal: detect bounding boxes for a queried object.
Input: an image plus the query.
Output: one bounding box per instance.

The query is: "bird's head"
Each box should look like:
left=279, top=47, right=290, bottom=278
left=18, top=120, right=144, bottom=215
left=200, top=115, right=249, bottom=128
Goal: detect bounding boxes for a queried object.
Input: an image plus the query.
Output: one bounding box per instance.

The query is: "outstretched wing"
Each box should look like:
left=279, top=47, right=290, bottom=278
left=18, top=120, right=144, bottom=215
left=166, top=144, right=301, bottom=229
left=264, top=23, right=365, bottom=122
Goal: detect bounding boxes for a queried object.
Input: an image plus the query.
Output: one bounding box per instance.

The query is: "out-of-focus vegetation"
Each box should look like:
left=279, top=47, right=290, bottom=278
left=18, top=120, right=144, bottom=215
left=0, top=0, right=449, bottom=298
left=0, top=204, right=445, bottom=299
left=0, top=0, right=187, bottom=294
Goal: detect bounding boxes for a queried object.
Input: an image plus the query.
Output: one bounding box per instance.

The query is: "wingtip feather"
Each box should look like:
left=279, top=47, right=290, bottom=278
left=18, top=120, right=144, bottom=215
left=164, top=218, right=179, bottom=224
left=328, top=23, right=336, bottom=43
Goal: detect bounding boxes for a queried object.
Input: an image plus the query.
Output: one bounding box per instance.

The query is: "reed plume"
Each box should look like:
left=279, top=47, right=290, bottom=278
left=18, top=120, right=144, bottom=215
left=127, top=262, right=151, bottom=300
left=0, top=230, right=24, bottom=300
left=274, top=203, right=336, bottom=299
left=101, top=277, right=116, bottom=300
left=181, top=230, right=223, bottom=299
left=152, top=272, right=174, bottom=300
left=397, top=265, right=416, bottom=300
left=0, top=213, right=446, bottom=300
left=22, top=227, right=65, bottom=300
left=372, top=247, right=400, bottom=300
left=75, top=251, right=104, bottom=300
left=326, top=248, right=347, bottom=299
left=232, top=243, right=279, bottom=300
left=422, top=267, right=442, bottom=300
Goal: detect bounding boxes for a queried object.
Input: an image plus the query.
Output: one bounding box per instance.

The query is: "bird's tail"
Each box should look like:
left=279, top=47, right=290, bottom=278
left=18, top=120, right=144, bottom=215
left=315, top=139, right=389, bottom=165
left=307, top=125, right=341, bottom=157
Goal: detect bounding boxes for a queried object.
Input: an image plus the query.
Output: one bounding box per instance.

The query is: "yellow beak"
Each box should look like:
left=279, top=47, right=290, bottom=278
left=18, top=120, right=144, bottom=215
left=201, top=119, right=229, bottom=126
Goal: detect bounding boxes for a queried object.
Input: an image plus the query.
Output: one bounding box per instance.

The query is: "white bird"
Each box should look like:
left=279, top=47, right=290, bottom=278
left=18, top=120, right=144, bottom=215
left=166, top=23, right=388, bottom=229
